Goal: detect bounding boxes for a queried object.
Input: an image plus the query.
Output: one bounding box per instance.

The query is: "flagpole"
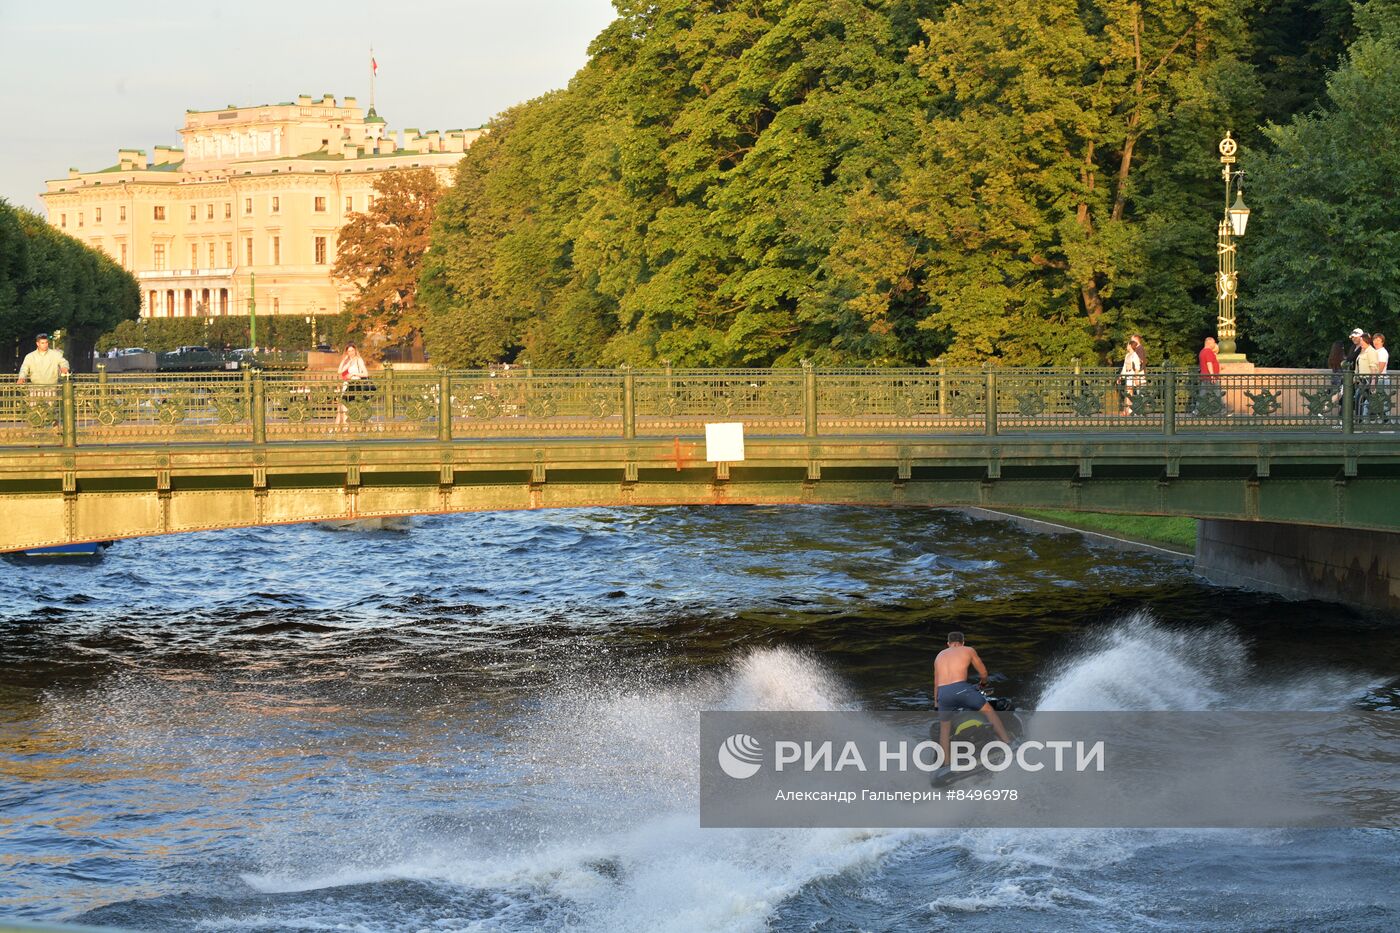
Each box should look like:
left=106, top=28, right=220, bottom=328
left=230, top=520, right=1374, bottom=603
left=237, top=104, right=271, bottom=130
left=370, top=45, right=376, bottom=111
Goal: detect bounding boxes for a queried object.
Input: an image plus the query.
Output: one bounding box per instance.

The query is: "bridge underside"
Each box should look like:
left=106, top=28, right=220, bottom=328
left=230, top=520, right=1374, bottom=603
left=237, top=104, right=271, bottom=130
left=3, top=434, right=1399, bottom=552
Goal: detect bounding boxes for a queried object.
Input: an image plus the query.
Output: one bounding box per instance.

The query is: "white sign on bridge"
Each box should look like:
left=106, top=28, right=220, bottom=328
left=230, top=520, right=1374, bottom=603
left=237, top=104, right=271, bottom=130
left=705, top=422, right=745, bottom=462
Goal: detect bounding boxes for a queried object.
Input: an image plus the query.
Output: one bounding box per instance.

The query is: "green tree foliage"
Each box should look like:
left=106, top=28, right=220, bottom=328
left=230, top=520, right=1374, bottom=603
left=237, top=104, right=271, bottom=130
left=96, top=312, right=355, bottom=355
left=1250, top=0, right=1355, bottom=128
left=837, top=0, right=1260, bottom=365
left=421, top=0, right=1368, bottom=368
left=0, top=199, right=140, bottom=371
left=423, top=0, right=947, bottom=367
left=332, top=168, right=443, bottom=358
left=1246, top=0, right=1400, bottom=364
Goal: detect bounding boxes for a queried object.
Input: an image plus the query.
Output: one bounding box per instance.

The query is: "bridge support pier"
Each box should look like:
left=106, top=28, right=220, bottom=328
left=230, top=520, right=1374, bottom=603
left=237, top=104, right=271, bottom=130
left=1195, top=519, right=1400, bottom=614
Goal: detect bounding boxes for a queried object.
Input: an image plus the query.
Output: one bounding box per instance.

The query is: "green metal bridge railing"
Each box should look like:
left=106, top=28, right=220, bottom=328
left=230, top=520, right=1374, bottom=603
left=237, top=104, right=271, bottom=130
left=0, top=365, right=1392, bottom=449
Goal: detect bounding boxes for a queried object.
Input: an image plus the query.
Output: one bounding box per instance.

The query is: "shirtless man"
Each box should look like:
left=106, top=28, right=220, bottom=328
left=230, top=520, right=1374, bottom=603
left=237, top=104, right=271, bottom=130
left=934, top=632, right=1013, bottom=765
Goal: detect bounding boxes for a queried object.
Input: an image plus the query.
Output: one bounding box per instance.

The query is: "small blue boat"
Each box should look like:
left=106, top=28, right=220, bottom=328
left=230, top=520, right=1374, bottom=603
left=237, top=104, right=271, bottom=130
left=20, top=541, right=111, bottom=559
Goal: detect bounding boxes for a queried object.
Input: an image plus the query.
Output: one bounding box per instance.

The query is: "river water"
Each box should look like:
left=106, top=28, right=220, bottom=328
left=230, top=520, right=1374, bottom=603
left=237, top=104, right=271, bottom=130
left=1, top=507, right=1397, bottom=932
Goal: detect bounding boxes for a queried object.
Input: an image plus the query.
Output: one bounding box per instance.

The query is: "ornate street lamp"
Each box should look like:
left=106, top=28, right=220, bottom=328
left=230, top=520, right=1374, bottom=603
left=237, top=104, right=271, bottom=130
left=1216, top=132, right=1250, bottom=362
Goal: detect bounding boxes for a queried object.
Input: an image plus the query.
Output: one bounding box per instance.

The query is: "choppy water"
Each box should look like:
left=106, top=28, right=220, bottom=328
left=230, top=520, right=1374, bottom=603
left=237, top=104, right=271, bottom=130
left=1, top=507, right=1398, bottom=932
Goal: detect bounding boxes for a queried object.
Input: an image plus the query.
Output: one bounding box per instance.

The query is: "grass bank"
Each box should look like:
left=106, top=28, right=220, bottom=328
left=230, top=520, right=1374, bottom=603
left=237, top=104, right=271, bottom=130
left=1014, top=509, right=1198, bottom=552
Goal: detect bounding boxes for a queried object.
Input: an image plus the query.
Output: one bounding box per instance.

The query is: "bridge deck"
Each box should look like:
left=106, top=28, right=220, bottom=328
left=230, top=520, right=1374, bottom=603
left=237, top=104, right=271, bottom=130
left=2, top=367, right=1396, bottom=551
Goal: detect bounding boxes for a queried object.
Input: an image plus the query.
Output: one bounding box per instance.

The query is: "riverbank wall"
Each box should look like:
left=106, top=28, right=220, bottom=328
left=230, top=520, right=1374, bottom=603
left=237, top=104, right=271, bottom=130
left=1194, top=519, right=1400, bottom=615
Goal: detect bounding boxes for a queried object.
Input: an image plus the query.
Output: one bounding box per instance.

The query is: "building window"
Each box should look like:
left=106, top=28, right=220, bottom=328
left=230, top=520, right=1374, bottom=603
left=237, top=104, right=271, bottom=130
left=191, top=244, right=199, bottom=268
left=271, top=196, right=279, bottom=213
left=244, top=198, right=252, bottom=215
left=208, top=243, right=216, bottom=267
left=154, top=205, right=166, bottom=221
left=272, top=236, right=280, bottom=264
left=314, top=196, right=326, bottom=212
left=120, top=243, right=127, bottom=267
left=345, top=195, right=353, bottom=212
left=225, top=241, right=233, bottom=266
left=60, top=214, right=66, bottom=228
left=153, top=243, right=166, bottom=270
left=207, top=204, right=214, bottom=220
left=189, top=205, right=197, bottom=221
left=224, top=202, right=231, bottom=219
left=314, top=236, right=327, bottom=264
left=95, top=207, right=102, bottom=223
left=245, top=238, right=253, bottom=265
left=120, top=205, right=127, bottom=222
left=272, top=297, right=280, bottom=314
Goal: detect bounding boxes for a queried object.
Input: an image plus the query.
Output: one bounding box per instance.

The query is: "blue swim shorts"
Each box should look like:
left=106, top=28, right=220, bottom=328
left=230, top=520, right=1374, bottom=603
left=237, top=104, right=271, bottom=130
left=937, top=682, right=988, bottom=722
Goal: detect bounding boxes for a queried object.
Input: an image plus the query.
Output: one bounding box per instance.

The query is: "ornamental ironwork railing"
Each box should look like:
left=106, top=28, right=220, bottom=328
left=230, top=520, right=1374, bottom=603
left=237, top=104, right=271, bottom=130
left=0, top=366, right=1393, bottom=448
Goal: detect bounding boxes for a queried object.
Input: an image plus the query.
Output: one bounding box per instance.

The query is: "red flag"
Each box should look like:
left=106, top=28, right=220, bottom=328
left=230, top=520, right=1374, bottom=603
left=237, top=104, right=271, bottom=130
left=371, top=57, right=378, bottom=76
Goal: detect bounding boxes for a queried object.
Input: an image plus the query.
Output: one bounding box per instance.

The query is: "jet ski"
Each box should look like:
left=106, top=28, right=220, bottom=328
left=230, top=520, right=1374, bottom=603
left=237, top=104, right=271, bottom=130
left=928, top=688, right=1024, bottom=788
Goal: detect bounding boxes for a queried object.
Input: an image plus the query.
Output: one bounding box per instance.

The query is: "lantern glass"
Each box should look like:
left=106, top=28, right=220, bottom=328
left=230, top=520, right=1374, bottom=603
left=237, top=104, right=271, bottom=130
left=1228, top=191, right=1250, bottom=237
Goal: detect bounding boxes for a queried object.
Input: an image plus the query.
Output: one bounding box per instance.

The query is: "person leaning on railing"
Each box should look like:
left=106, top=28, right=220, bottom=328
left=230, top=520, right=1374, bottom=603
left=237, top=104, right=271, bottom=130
left=16, top=332, right=69, bottom=425
left=17, top=333, right=69, bottom=387
left=335, top=343, right=369, bottom=426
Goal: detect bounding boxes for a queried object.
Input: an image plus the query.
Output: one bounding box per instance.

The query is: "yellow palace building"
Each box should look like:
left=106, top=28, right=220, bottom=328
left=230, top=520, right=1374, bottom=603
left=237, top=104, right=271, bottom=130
left=41, top=94, right=480, bottom=323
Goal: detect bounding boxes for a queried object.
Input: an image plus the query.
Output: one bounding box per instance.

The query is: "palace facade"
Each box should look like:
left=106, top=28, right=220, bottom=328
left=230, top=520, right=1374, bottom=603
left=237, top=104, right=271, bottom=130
left=40, top=94, right=481, bottom=323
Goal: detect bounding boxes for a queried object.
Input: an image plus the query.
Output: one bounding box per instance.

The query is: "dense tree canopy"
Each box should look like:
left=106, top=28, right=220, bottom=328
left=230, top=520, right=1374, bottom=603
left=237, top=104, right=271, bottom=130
left=1246, top=0, right=1400, bottom=364
left=0, top=200, right=140, bottom=372
left=421, top=0, right=1382, bottom=368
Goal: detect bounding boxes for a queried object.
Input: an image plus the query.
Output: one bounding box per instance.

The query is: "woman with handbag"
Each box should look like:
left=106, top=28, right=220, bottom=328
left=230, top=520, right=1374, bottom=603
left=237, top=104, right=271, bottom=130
left=335, top=344, right=369, bottom=425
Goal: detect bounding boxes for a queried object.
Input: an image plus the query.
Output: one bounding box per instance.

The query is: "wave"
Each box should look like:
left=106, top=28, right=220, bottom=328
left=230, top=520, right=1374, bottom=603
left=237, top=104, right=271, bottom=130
left=59, top=610, right=1392, bottom=932
left=1035, top=611, right=1376, bottom=711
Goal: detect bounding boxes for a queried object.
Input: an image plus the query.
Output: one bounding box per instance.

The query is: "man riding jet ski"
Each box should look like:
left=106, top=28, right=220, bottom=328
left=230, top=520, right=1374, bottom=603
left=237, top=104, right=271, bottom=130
left=930, top=631, right=1022, bottom=787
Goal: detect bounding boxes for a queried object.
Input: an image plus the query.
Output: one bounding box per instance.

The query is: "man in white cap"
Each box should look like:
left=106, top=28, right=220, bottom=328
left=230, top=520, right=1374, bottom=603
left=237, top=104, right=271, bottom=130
left=1351, top=329, right=1380, bottom=419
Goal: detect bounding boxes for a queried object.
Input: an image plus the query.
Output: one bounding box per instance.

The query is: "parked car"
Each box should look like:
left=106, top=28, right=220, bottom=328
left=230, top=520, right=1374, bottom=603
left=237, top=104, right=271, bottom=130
left=157, top=346, right=225, bottom=372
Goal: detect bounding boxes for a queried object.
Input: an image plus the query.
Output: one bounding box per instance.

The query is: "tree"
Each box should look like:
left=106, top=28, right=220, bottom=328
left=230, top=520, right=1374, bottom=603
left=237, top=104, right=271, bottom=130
left=1249, top=0, right=1356, bottom=128
left=1246, top=0, right=1400, bottom=365
left=832, top=0, right=1257, bottom=365
left=422, top=1, right=949, bottom=367
left=332, top=168, right=443, bottom=358
left=0, top=199, right=139, bottom=371
left=418, top=0, right=1362, bottom=369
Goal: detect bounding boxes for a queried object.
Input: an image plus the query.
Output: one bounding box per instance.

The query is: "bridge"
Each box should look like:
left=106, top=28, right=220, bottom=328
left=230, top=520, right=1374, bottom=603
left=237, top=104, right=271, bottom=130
left=3, top=365, right=1397, bottom=562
